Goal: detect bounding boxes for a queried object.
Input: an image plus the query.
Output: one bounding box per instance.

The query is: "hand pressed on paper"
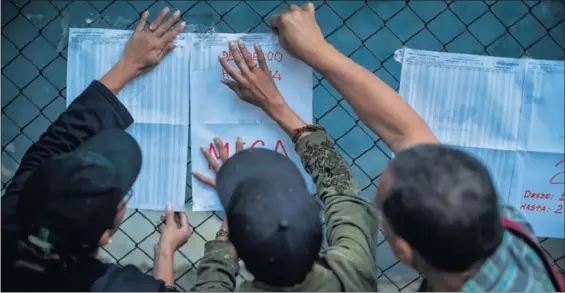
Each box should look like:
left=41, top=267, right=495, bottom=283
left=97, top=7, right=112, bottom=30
left=121, top=8, right=185, bottom=76
left=219, top=41, right=287, bottom=116
left=192, top=137, right=246, bottom=188
left=193, top=137, right=245, bottom=246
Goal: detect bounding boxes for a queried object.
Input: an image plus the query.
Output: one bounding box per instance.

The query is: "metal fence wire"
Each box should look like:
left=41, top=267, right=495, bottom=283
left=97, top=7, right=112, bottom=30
left=2, top=0, right=564, bottom=291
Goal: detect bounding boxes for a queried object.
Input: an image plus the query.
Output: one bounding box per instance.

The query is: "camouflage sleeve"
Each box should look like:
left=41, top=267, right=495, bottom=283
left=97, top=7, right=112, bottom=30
left=295, top=130, right=379, bottom=291
left=190, top=240, right=239, bottom=292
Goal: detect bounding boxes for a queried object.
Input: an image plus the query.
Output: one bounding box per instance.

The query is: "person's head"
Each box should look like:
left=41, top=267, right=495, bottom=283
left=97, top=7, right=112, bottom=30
left=375, top=144, right=503, bottom=275
left=216, top=148, right=322, bottom=287
left=16, top=129, right=142, bottom=264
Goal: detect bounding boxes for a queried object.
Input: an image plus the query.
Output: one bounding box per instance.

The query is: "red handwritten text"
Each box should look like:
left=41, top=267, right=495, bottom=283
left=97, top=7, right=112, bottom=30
left=207, top=139, right=289, bottom=169
left=520, top=203, right=547, bottom=212
left=523, top=190, right=552, bottom=200
left=222, top=50, right=283, bottom=63
left=221, top=67, right=282, bottom=81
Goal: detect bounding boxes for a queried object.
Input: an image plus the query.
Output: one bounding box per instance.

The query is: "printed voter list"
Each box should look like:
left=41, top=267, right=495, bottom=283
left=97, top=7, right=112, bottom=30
left=190, top=33, right=314, bottom=211
left=66, top=28, right=191, bottom=211
left=398, top=48, right=564, bottom=238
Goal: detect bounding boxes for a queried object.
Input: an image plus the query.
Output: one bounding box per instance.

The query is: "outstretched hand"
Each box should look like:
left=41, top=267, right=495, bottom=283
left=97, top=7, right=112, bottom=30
left=121, top=8, right=185, bottom=76
left=192, top=137, right=246, bottom=188
left=219, top=41, right=287, bottom=117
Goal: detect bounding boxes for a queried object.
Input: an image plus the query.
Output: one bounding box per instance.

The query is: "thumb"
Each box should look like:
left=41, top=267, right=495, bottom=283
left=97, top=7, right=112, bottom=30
left=270, top=15, right=280, bottom=36
left=165, top=204, right=175, bottom=225
left=179, top=213, right=190, bottom=232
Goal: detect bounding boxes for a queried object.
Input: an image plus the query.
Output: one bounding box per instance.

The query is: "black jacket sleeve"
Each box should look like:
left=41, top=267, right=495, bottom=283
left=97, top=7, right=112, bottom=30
left=1, top=80, right=134, bottom=232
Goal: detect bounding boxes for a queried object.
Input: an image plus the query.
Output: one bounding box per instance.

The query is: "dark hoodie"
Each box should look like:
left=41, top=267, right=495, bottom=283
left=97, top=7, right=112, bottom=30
left=1, top=81, right=175, bottom=292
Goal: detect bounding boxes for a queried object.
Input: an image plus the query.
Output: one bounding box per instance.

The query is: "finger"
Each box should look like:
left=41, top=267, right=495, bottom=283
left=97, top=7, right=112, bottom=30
left=155, top=10, right=181, bottom=37
left=160, top=20, right=185, bottom=46
left=214, top=137, right=229, bottom=162
left=229, top=42, right=253, bottom=78
left=192, top=171, right=216, bottom=187
left=290, top=4, right=300, bottom=11
left=221, top=80, right=243, bottom=96
left=236, top=137, right=245, bottom=152
left=165, top=204, right=175, bottom=225
left=270, top=15, right=280, bottom=36
left=219, top=56, right=246, bottom=85
left=135, top=11, right=149, bottom=32
left=157, top=42, right=177, bottom=60
left=302, top=2, right=315, bottom=12
left=237, top=40, right=257, bottom=70
left=254, top=43, right=269, bottom=71
left=201, top=147, right=220, bottom=172
left=179, top=213, right=190, bottom=232
left=148, top=7, right=169, bottom=32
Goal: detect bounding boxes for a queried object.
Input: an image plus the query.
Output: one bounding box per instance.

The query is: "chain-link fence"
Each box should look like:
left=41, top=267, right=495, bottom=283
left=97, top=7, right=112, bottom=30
left=2, top=0, right=564, bottom=291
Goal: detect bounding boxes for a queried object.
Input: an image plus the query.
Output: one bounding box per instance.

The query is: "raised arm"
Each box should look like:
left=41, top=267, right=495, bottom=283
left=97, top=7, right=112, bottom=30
left=2, top=8, right=184, bottom=232
left=270, top=3, right=438, bottom=152
left=218, top=41, right=379, bottom=291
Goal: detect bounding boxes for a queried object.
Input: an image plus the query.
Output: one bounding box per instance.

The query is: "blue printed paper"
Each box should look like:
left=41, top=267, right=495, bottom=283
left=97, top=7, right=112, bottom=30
left=399, top=48, right=564, bottom=238
left=66, top=28, right=191, bottom=211
left=190, top=34, right=313, bottom=211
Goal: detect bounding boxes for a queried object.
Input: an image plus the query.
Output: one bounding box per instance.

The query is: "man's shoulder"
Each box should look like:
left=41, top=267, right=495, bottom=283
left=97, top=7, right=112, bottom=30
left=92, top=263, right=165, bottom=292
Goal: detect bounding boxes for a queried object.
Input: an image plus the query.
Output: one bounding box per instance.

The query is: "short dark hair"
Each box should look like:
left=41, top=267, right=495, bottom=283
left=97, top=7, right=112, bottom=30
left=382, top=144, right=503, bottom=272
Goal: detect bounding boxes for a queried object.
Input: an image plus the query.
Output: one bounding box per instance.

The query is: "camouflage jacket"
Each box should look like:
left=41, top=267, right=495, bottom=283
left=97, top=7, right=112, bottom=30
left=190, top=130, right=380, bottom=292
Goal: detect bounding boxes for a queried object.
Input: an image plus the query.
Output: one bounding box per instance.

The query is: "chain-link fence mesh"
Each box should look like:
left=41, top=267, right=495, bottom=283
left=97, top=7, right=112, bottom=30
left=2, top=0, right=564, bottom=291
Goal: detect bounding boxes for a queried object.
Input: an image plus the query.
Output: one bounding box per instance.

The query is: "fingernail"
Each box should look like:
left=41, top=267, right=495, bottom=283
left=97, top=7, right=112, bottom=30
left=174, top=10, right=180, bottom=16
left=218, top=55, right=223, bottom=60
left=108, top=239, right=113, bottom=244
left=149, top=26, right=153, bottom=31
left=214, top=137, right=221, bottom=143
left=238, top=40, right=244, bottom=45
left=167, top=204, right=172, bottom=211
left=163, top=7, right=170, bottom=13
left=143, top=11, right=149, bottom=16
left=228, top=41, right=233, bottom=47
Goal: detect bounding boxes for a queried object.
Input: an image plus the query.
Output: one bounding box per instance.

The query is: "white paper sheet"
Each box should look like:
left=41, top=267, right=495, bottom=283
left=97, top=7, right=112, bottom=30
left=399, top=48, right=564, bottom=238
left=66, top=28, right=190, bottom=211
left=190, top=33, right=313, bottom=211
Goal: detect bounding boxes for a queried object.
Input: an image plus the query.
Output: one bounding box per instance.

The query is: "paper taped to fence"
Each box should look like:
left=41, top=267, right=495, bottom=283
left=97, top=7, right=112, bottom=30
left=66, top=28, right=190, bottom=211
left=398, top=48, right=564, bottom=238
left=190, top=33, right=314, bottom=211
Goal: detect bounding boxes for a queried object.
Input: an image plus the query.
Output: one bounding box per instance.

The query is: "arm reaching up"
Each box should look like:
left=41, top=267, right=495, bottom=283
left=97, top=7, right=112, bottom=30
left=270, top=3, right=438, bottom=152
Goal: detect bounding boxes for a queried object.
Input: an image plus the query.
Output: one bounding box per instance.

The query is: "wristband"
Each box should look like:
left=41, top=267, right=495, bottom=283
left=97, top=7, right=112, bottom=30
left=292, top=124, right=326, bottom=144
left=216, top=228, right=229, bottom=238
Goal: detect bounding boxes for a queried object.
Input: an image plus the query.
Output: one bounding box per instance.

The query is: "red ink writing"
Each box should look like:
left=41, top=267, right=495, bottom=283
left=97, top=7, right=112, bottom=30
left=520, top=203, right=547, bottom=213
left=222, top=50, right=283, bottom=62
left=207, top=139, right=290, bottom=170
left=556, top=205, right=563, bottom=214
left=549, top=160, right=564, bottom=185
left=221, top=67, right=282, bottom=81
left=523, top=190, right=552, bottom=200
left=274, top=139, right=289, bottom=157
left=251, top=140, right=265, bottom=148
